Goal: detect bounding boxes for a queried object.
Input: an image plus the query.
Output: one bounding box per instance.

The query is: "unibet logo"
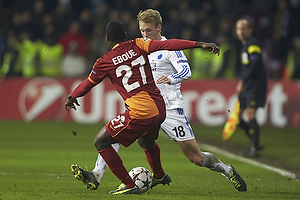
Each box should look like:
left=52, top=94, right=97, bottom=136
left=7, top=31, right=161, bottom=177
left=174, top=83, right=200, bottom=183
left=18, top=77, right=67, bottom=121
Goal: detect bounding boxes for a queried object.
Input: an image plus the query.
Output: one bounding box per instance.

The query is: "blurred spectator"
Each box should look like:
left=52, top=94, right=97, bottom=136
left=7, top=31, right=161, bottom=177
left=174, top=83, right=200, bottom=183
left=79, top=9, right=94, bottom=38
left=42, top=13, right=54, bottom=29
left=62, top=41, right=87, bottom=77
left=189, top=23, right=215, bottom=79
left=18, top=10, right=36, bottom=40
left=0, top=29, right=6, bottom=56
left=52, top=2, right=75, bottom=35
left=218, top=16, right=234, bottom=38
left=37, top=24, right=63, bottom=77
left=284, top=35, right=300, bottom=79
left=271, top=0, right=293, bottom=61
left=14, top=31, right=38, bottom=78
left=93, top=1, right=110, bottom=26
left=201, top=0, right=217, bottom=18
left=31, top=0, right=46, bottom=41
left=211, top=34, right=237, bottom=79
left=1, top=0, right=299, bottom=79
left=189, top=48, right=213, bottom=79
left=181, top=28, right=194, bottom=70
left=119, top=11, right=137, bottom=40
left=178, top=1, right=197, bottom=29
left=70, top=0, right=90, bottom=15
left=164, top=9, right=183, bottom=39
left=0, top=31, right=20, bottom=77
left=59, top=20, right=89, bottom=57
left=11, top=12, right=23, bottom=37
left=88, top=23, right=109, bottom=66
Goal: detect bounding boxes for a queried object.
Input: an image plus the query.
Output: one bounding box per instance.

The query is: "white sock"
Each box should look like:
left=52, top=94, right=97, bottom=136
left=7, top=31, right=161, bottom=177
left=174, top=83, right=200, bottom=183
left=92, top=143, right=120, bottom=183
left=202, top=152, right=232, bottom=178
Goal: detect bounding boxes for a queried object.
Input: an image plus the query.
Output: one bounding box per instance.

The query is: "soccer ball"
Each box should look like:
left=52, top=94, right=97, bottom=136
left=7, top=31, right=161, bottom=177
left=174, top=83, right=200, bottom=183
left=129, top=167, right=153, bottom=193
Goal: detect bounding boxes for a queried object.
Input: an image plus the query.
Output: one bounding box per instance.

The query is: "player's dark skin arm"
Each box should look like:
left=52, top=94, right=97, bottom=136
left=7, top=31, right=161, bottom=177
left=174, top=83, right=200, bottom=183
left=196, top=42, right=220, bottom=55
left=149, top=39, right=220, bottom=56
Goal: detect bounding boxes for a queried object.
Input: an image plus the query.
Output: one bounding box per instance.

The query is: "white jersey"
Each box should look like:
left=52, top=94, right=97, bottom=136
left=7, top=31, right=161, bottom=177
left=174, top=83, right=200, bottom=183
left=148, top=36, right=194, bottom=141
left=148, top=36, right=191, bottom=110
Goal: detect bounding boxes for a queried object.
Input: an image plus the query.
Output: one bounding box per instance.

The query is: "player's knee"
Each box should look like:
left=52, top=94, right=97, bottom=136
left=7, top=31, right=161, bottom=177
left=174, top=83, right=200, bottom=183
left=93, top=128, right=115, bottom=151
left=246, top=107, right=256, bottom=119
left=138, top=138, right=155, bottom=151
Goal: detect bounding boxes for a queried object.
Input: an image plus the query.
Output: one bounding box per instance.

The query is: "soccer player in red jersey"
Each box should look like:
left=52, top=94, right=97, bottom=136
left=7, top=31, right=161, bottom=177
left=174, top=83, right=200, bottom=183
left=65, top=20, right=219, bottom=194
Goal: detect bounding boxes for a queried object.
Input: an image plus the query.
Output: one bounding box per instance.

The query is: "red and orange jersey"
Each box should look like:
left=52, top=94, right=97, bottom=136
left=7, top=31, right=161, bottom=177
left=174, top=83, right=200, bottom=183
left=88, top=38, right=163, bottom=119
left=71, top=38, right=197, bottom=119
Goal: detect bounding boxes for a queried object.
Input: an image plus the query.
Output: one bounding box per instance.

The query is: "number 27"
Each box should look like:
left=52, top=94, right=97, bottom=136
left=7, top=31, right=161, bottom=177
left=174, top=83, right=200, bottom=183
left=115, top=55, right=147, bottom=92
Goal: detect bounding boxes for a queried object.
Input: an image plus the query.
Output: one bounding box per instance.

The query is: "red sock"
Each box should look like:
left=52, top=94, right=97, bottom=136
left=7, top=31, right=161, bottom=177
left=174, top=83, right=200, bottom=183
left=143, top=142, right=165, bottom=179
left=98, top=146, right=135, bottom=188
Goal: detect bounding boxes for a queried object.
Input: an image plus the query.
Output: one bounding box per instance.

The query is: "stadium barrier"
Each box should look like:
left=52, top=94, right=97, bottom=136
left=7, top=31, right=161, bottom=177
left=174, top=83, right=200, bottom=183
left=0, top=77, right=299, bottom=128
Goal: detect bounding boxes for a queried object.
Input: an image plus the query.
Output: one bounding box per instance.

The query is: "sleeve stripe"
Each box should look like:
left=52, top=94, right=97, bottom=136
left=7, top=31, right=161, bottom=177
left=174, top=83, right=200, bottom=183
left=171, top=65, right=189, bottom=79
left=175, top=51, right=183, bottom=58
left=88, top=77, right=98, bottom=84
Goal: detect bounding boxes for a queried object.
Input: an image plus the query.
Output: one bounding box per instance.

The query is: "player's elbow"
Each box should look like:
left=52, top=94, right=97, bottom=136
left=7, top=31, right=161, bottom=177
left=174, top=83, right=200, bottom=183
left=185, top=70, right=191, bottom=80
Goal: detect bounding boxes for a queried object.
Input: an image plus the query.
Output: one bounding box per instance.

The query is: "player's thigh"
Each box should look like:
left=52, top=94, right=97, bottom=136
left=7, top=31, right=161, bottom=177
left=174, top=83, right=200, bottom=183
left=161, top=109, right=195, bottom=141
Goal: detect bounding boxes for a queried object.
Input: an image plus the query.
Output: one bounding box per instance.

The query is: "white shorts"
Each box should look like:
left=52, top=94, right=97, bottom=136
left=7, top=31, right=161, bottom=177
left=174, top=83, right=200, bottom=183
left=160, top=108, right=195, bottom=141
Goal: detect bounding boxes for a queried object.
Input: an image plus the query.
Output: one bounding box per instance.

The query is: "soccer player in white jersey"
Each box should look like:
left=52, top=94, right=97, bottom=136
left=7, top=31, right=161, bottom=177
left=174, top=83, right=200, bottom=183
left=71, top=9, right=247, bottom=192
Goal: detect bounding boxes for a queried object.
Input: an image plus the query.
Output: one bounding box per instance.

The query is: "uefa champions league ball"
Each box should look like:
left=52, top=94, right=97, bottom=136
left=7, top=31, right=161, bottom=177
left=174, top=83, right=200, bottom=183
left=129, top=167, right=153, bottom=193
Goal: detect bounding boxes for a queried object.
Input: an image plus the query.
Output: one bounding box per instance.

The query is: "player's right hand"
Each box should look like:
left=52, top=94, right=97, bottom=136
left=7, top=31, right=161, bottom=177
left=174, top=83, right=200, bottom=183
left=65, top=95, right=80, bottom=111
left=201, top=42, right=220, bottom=55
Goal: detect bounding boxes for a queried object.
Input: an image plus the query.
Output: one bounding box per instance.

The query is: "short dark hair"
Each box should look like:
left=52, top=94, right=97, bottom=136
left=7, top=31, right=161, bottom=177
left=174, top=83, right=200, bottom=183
left=240, top=16, right=254, bottom=28
left=106, top=20, right=127, bottom=43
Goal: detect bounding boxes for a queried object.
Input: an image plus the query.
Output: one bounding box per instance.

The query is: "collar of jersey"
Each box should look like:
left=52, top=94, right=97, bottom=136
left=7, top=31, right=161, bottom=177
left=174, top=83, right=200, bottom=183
left=112, top=43, right=120, bottom=49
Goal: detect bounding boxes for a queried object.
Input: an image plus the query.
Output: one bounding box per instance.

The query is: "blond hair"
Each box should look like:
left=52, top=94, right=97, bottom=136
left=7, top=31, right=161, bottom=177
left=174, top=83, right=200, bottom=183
left=137, top=9, right=162, bottom=27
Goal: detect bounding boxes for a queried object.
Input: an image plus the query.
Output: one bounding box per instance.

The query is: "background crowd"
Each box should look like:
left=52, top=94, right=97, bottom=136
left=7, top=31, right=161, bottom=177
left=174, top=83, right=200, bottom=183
left=0, top=0, right=300, bottom=80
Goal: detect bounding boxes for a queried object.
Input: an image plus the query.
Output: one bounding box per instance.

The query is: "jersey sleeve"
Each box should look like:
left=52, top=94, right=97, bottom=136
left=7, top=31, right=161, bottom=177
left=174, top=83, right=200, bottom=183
left=167, top=50, right=191, bottom=85
left=70, top=78, right=96, bottom=98
left=135, top=38, right=152, bottom=54
left=71, top=58, right=107, bottom=98
left=135, top=38, right=197, bottom=54
left=148, top=39, right=196, bottom=53
left=88, top=58, right=108, bottom=84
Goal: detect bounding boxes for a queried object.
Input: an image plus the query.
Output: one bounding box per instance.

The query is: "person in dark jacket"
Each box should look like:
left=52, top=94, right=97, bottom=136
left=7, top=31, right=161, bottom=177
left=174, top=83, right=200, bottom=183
left=235, top=17, right=268, bottom=157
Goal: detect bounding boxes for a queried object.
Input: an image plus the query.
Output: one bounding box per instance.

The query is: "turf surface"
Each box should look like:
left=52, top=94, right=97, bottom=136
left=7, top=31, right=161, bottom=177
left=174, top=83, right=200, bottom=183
left=0, top=121, right=299, bottom=200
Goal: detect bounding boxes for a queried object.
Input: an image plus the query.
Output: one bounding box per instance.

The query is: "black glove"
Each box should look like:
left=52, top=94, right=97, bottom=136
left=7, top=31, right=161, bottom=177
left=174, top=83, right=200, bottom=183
left=65, top=95, right=80, bottom=111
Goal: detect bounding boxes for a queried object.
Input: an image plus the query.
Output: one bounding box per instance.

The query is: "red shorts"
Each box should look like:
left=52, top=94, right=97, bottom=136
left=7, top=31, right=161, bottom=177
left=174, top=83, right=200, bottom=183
left=105, top=110, right=166, bottom=147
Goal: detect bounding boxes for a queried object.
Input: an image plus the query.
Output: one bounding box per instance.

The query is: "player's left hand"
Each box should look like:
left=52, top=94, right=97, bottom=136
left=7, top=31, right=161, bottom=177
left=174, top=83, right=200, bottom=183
left=65, top=95, right=80, bottom=111
left=202, top=43, right=220, bottom=56
left=156, top=75, right=171, bottom=85
left=236, top=80, right=244, bottom=95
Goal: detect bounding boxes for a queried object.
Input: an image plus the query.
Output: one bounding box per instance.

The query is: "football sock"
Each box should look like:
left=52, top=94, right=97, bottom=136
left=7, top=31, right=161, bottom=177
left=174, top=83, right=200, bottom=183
left=143, top=142, right=165, bottom=179
left=98, top=146, right=135, bottom=188
left=202, top=152, right=232, bottom=178
left=93, top=143, right=120, bottom=182
left=248, top=119, right=260, bottom=149
left=239, top=119, right=253, bottom=140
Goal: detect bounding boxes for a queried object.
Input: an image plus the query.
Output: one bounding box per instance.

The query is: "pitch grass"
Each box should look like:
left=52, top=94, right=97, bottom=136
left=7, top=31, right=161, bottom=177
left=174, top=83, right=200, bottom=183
left=0, top=121, right=299, bottom=200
